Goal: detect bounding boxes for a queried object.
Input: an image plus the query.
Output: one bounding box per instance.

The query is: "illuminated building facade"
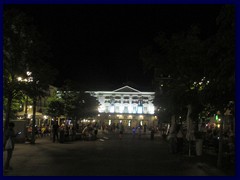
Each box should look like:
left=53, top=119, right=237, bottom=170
left=86, top=85, right=157, bottom=130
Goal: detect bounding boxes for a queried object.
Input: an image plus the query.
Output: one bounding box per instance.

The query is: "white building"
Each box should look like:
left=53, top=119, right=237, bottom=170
left=86, top=85, right=157, bottom=130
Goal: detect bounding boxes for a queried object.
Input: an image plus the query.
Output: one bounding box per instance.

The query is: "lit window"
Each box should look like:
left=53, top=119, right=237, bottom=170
left=137, top=106, right=143, bottom=114
left=144, top=107, right=147, bottom=114
left=124, top=106, right=128, bottom=113
left=128, top=106, right=133, bottom=113
left=110, top=106, right=114, bottom=113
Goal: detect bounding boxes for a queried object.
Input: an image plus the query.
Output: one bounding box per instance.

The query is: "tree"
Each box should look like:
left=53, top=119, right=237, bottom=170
left=3, top=8, right=57, bottom=144
left=59, top=80, right=99, bottom=122
left=140, top=5, right=235, bottom=165
left=140, top=25, right=207, bottom=129
left=201, top=5, right=235, bottom=168
left=77, top=92, right=99, bottom=119
left=3, top=9, right=34, bottom=129
left=47, top=97, right=65, bottom=121
left=201, top=5, right=235, bottom=113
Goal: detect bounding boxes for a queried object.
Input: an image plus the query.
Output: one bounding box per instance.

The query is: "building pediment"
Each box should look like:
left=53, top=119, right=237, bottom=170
left=113, top=86, right=140, bottom=92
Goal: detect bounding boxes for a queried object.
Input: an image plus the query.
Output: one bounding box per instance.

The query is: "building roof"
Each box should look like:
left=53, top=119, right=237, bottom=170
left=113, top=86, right=140, bottom=92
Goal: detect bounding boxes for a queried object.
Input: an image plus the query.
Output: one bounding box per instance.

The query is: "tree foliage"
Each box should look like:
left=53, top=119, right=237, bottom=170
left=200, top=5, right=235, bottom=113
left=58, top=80, right=99, bottom=120
left=140, top=5, right=235, bottom=123
left=3, top=8, right=57, bottom=129
left=140, top=25, right=206, bottom=122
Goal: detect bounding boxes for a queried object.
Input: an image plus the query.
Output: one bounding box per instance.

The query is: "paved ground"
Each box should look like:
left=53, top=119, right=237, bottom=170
left=3, top=131, right=235, bottom=176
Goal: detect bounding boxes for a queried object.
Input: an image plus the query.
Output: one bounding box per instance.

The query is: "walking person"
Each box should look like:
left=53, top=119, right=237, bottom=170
left=132, top=127, right=136, bottom=138
left=143, top=123, right=147, bottom=134
left=119, top=122, right=124, bottom=139
left=52, top=120, right=59, bottom=143
left=4, top=122, right=20, bottom=171
left=137, top=125, right=142, bottom=139
left=151, top=127, right=155, bottom=140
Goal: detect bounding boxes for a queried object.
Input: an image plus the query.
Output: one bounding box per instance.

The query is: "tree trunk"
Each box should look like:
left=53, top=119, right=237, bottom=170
left=170, top=115, right=176, bottom=133
left=186, top=104, right=194, bottom=156
left=24, top=95, right=28, bottom=117
left=4, top=92, right=13, bottom=130
left=31, top=97, right=37, bottom=144
left=232, top=115, right=235, bottom=134
left=217, top=115, right=224, bottom=168
left=186, top=104, right=194, bottom=140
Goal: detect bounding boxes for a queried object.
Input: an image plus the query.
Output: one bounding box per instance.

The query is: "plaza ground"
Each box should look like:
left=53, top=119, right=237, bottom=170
left=3, top=131, right=235, bottom=176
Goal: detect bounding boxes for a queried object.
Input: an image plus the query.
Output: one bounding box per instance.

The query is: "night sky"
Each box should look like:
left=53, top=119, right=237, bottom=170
left=5, top=4, right=223, bottom=90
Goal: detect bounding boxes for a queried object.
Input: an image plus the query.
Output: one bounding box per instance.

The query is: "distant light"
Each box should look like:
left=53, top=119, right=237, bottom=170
left=26, top=71, right=32, bottom=76
left=17, top=77, right=22, bottom=81
left=28, top=77, right=33, bottom=82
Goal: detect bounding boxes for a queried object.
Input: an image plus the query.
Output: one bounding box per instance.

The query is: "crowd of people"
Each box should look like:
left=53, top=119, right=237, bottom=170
left=13, top=120, right=237, bottom=159
left=163, top=123, right=235, bottom=161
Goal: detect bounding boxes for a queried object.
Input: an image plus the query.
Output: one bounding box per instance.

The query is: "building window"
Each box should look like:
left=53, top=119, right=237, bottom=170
left=115, top=106, right=119, bottom=113
left=123, top=106, right=128, bottom=113
left=133, top=106, right=137, bottom=114
left=137, top=106, right=143, bottom=114
left=105, top=106, right=109, bottom=113
left=144, top=107, right=147, bottom=114
left=132, top=96, right=138, bottom=100
left=110, top=106, right=114, bottom=113
left=128, top=106, right=133, bottom=113
left=115, top=96, right=121, bottom=100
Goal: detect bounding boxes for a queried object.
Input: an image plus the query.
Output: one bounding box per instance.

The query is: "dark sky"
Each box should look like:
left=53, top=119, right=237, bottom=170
left=6, top=4, right=222, bottom=90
